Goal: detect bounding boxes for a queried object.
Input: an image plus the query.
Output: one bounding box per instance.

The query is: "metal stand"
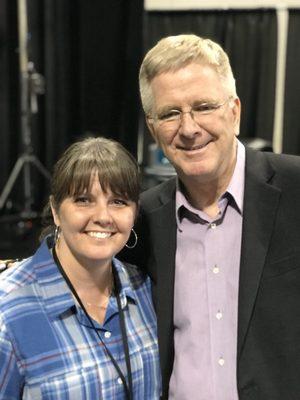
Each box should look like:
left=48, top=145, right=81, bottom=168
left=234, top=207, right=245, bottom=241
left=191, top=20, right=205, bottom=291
left=0, top=0, right=50, bottom=218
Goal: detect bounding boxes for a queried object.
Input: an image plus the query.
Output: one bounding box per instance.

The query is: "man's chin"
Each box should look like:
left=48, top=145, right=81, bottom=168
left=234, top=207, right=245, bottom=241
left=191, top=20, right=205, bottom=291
left=176, top=155, right=208, bottom=170
left=176, top=164, right=215, bottom=182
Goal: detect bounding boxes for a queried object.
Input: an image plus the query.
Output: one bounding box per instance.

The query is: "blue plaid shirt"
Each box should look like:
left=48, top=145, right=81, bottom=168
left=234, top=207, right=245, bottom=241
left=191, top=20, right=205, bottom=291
left=0, top=239, right=161, bottom=399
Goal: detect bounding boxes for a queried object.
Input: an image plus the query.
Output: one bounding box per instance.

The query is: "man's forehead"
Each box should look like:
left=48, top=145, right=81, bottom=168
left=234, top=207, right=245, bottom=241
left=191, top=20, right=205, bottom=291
left=152, top=61, right=218, bottom=80
left=151, top=67, right=226, bottom=106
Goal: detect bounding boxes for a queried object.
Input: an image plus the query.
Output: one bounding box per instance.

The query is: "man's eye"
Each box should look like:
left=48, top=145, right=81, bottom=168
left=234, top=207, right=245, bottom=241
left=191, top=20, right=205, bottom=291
left=194, top=104, right=216, bottom=113
left=159, top=110, right=180, bottom=121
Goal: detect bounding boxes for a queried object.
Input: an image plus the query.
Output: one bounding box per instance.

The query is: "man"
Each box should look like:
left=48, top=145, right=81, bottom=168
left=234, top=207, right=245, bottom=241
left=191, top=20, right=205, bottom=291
left=120, top=34, right=300, bottom=399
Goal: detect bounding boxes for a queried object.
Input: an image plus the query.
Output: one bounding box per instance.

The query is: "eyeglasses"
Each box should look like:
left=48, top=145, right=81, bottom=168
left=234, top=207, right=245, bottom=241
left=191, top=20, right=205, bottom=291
left=148, top=98, right=232, bottom=128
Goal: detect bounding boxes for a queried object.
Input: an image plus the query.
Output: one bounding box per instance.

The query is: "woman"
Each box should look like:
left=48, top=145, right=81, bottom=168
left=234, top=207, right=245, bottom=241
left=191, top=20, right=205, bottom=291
left=0, top=137, right=161, bottom=399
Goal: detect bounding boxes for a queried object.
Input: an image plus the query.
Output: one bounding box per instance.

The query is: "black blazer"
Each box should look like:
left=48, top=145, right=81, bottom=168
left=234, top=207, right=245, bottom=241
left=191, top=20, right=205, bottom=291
left=120, top=148, right=300, bottom=399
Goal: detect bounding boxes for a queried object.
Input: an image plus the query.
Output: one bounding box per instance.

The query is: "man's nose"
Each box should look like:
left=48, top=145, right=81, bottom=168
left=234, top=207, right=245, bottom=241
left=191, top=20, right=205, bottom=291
left=178, top=111, right=202, bottom=138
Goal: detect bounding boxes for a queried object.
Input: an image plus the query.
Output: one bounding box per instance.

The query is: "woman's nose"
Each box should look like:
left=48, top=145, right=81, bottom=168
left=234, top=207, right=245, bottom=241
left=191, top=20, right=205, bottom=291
left=92, top=204, right=113, bottom=225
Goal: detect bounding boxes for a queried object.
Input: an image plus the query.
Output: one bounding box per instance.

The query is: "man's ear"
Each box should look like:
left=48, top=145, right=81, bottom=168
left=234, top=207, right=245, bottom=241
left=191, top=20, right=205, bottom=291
left=146, top=116, right=159, bottom=144
left=231, top=97, right=241, bottom=136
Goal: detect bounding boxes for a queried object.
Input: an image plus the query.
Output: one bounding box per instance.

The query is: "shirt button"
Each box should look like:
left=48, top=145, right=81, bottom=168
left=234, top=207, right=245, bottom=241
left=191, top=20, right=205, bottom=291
left=216, top=311, right=223, bottom=320
left=210, top=223, right=217, bottom=229
left=117, top=377, right=123, bottom=385
left=213, top=265, right=219, bottom=274
left=121, top=298, right=127, bottom=308
left=104, top=331, right=111, bottom=339
left=218, top=357, right=225, bottom=366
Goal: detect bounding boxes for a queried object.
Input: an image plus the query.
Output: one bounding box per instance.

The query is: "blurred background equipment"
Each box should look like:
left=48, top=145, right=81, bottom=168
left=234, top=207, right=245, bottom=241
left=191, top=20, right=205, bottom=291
left=0, top=0, right=49, bottom=218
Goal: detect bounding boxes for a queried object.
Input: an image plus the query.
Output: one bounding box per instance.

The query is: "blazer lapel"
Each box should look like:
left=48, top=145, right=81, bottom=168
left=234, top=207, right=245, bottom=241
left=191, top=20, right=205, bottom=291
left=237, top=149, right=281, bottom=358
left=146, top=180, right=177, bottom=387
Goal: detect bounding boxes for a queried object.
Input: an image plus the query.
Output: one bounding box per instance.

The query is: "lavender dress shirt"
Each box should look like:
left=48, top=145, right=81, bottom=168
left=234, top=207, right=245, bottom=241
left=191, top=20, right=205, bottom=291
left=169, top=140, right=245, bottom=400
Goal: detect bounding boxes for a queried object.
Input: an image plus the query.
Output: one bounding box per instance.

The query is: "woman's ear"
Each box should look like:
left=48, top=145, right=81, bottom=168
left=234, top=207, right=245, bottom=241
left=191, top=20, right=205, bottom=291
left=50, top=196, right=60, bottom=226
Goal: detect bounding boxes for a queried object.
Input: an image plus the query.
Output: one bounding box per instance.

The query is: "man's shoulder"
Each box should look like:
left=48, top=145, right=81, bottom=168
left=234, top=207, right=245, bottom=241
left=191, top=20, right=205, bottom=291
left=266, top=151, right=300, bottom=170
left=246, top=149, right=300, bottom=193
left=247, top=147, right=300, bottom=166
left=246, top=148, right=300, bottom=178
left=140, top=177, right=176, bottom=210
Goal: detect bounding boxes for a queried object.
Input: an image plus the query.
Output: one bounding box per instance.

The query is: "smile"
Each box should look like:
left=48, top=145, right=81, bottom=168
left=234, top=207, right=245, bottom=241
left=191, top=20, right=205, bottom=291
left=178, top=141, right=210, bottom=151
left=87, top=231, right=113, bottom=239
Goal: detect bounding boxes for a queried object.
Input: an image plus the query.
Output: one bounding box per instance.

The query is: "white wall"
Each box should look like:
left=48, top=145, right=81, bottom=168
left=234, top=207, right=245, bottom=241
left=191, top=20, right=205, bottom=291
left=145, top=0, right=300, bottom=10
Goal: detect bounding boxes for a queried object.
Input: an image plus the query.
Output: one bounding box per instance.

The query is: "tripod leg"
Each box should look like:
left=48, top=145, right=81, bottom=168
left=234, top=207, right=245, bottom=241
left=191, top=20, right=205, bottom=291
left=0, top=157, right=26, bottom=210
left=29, top=156, right=51, bottom=180
left=23, top=155, right=33, bottom=214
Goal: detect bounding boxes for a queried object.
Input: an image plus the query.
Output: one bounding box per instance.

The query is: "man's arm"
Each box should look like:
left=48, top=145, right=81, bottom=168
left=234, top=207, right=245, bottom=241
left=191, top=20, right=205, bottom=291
left=0, top=260, right=20, bottom=272
left=0, top=317, right=24, bottom=397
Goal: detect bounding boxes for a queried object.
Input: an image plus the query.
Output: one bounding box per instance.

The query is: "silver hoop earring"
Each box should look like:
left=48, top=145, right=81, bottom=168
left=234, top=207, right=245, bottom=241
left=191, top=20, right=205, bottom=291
left=125, top=228, right=138, bottom=249
left=54, top=225, right=61, bottom=244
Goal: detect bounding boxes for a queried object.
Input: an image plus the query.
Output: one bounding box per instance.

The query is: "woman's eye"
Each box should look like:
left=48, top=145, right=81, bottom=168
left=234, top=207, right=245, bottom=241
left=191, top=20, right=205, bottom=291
left=74, top=196, right=89, bottom=203
left=112, top=198, right=128, bottom=206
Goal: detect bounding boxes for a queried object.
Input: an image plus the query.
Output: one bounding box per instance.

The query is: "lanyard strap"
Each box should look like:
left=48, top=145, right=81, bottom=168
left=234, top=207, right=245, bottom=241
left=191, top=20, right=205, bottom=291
left=114, top=270, right=133, bottom=397
left=52, top=247, right=133, bottom=400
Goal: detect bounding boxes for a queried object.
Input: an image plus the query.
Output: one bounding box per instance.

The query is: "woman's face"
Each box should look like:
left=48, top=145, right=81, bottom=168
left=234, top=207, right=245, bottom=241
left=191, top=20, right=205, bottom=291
left=51, top=175, right=137, bottom=269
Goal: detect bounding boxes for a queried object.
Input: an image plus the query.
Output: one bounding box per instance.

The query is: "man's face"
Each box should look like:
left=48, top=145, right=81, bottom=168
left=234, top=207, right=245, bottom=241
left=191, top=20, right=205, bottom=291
left=147, top=63, right=241, bottom=187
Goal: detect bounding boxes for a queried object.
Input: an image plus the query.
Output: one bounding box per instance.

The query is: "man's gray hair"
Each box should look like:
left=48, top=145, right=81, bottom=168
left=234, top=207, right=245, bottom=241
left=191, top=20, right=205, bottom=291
left=139, top=34, right=237, bottom=115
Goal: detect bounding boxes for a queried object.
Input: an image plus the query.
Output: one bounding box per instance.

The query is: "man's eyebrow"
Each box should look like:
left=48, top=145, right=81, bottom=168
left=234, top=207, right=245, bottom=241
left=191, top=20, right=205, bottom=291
left=192, top=98, right=218, bottom=105
left=155, top=98, right=220, bottom=115
left=156, top=104, right=180, bottom=114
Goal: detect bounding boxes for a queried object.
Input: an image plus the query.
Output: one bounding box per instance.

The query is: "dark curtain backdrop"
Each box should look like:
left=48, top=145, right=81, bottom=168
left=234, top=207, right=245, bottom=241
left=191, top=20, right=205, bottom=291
left=142, top=10, right=277, bottom=163
left=283, top=9, right=300, bottom=155
left=0, top=0, right=143, bottom=214
left=0, top=1, right=19, bottom=207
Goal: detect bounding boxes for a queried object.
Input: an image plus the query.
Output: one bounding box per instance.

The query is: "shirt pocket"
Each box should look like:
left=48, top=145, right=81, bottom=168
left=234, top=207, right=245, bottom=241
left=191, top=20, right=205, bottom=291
left=38, top=366, right=104, bottom=400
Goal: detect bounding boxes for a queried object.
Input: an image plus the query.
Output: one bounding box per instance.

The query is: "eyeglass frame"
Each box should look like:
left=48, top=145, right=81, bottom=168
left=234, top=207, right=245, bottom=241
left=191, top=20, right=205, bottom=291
left=147, top=96, right=234, bottom=128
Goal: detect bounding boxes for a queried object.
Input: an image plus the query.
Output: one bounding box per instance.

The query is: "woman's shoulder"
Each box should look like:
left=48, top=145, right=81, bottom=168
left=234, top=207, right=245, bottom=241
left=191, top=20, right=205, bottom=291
left=0, top=256, right=35, bottom=300
left=113, top=258, right=150, bottom=291
left=0, top=242, right=49, bottom=299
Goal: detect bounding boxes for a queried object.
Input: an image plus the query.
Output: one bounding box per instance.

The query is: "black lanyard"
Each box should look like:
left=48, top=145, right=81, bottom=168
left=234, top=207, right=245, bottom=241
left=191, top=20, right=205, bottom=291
left=52, top=247, right=133, bottom=400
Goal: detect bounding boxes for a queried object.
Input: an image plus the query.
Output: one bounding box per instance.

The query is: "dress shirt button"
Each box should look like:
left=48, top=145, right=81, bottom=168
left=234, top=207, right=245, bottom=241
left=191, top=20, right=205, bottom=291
left=216, top=311, right=223, bottom=320
left=104, top=331, right=111, bottom=339
left=117, top=377, right=123, bottom=385
left=218, top=357, right=225, bottom=366
left=213, top=265, right=219, bottom=274
left=210, top=223, right=217, bottom=229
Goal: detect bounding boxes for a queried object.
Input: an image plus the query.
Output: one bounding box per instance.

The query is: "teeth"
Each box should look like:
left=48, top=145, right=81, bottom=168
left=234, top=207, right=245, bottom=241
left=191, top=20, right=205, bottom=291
left=191, top=144, right=205, bottom=150
left=179, top=143, right=207, bottom=151
left=87, top=232, right=112, bottom=239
